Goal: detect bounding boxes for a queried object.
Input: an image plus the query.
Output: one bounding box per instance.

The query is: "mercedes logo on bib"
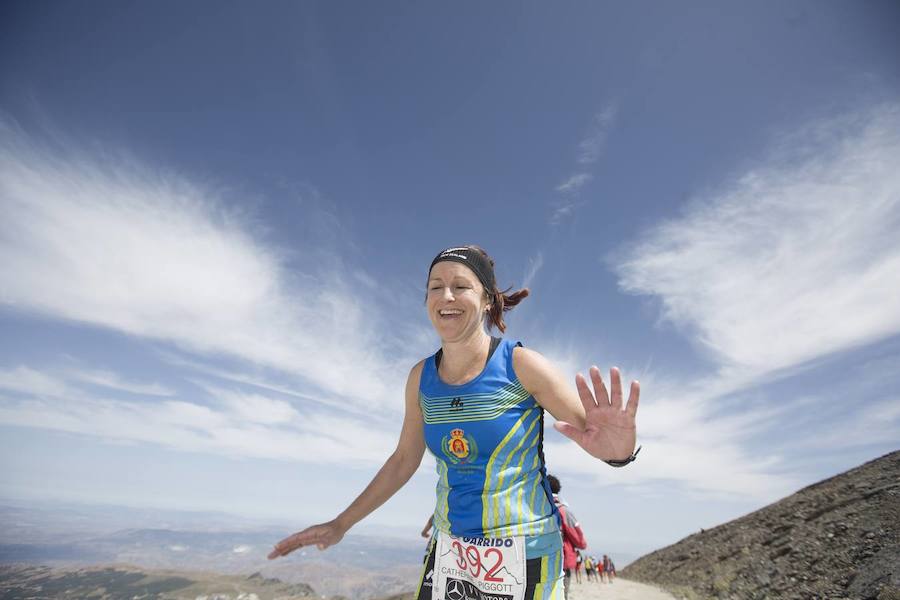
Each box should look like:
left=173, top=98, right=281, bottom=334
left=445, top=579, right=466, bottom=600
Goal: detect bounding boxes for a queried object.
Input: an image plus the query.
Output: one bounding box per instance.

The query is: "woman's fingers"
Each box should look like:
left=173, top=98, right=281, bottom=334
left=553, top=420, right=584, bottom=444
left=626, top=380, right=640, bottom=418
left=589, top=366, right=610, bottom=409
left=608, top=367, right=623, bottom=411
left=575, top=372, right=598, bottom=414
left=589, top=365, right=636, bottom=415
left=268, top=536, right=298, bottom=559
left=268, top=526, right=327, bottom=559
left=268, top=541, right=291, bottom=559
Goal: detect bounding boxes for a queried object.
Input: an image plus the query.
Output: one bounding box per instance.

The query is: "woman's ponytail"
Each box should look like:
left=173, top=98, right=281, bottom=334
left=465, top=244, right=530, bottom=334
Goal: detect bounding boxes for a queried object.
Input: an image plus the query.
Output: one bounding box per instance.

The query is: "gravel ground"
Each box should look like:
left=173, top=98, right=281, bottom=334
left=567, top=577, right=677, bottom=600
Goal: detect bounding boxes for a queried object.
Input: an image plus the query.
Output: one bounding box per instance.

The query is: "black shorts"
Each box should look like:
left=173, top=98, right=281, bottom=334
left=415, top=535, right=564, bottom=600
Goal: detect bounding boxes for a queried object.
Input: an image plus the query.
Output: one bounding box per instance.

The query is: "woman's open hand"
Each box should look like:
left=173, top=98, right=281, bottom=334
left=553, top=366, right=639, bottom=462
left=267, top=519, right=347, bottom=559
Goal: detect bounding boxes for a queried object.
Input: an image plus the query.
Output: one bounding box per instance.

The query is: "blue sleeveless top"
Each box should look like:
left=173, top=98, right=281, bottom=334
left=419, top=338, right=561, bottom=540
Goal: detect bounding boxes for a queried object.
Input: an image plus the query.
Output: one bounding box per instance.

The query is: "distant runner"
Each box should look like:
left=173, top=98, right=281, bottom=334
left=601, top=554, right=611, bottom=584
left=550, top=474, right=587, bottom=600
left=267, top=244, right=641, bottom=600
left=584, top=554, right=595, bottom=581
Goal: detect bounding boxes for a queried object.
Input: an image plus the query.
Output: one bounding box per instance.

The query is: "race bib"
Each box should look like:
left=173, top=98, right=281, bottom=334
left=432, top=531, right=526, bottom=600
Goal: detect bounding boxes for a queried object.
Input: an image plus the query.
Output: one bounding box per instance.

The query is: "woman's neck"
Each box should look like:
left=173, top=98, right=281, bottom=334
left=439, top=330, right=492, bottom=380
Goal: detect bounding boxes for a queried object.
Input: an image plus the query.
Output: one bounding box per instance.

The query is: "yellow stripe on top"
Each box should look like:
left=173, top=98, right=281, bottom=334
left=434, top=457, right=451, bottom=532
left=481, top=406, right=536, bottom=533
left=493, top=410, right=541, bottom=535
left=533, top=554, right=548, bottom=600
left=512, top=424, right=540, bottom=536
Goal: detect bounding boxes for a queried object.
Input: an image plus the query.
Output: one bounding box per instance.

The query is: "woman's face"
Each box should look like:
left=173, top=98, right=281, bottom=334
left=426, top=260, right=490, bottom=342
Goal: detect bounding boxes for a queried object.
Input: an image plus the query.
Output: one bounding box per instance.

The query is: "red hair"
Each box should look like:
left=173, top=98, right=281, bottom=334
left=467, top=245, right=529, bottom=334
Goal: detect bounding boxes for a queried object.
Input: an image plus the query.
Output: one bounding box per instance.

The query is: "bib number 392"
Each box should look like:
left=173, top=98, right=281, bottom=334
left=432, top=532, right=525, bottom=600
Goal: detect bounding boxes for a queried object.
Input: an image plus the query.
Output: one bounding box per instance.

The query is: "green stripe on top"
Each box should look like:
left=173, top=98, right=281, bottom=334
left=420, top=379, right=531, bottom=424
left=434, top=457, right=451, bottom=532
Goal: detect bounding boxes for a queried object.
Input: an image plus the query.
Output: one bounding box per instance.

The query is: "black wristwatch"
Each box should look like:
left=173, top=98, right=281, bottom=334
left=603, top=445, right=641, bottom=468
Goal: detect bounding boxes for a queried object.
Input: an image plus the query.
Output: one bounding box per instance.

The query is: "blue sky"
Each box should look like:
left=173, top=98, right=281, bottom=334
left=1, top=1, right=899, bottom=559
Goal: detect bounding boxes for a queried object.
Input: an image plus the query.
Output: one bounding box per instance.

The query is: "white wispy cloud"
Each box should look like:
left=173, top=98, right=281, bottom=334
left=162, top=352, right=379, bottom=419
left=0, top=365, right=397, bottom=466
left=547, top=103, right=900, bottom=501
left=64, top=368, right=175, bottom=396
left=555, top=173, right=593, bottom=194
left=0, top=119, right=427, bottom=415
left=549, top=199, right=588, bottom=226
left=551, top=102, right=617, bottom=224
left=0, top=363, right=173, bottom=399
left=522, top=251, right=545, bottom=289
left=544, top=368, right=800, bottom=502
left=615, top=103, right=900, bottom=381
left=205, top=386, right=300, bottom=426
left=577, top=104, right=617, bottom=165
left=789, top=395, right=900, bottom=452
left=775, top=351, right=900, bottom=453
left=0, top=366, right=69, bottom=397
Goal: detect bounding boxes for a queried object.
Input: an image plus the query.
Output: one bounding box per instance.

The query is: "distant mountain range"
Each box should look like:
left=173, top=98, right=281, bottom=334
left=0, top=563, right=321, bottom=599
left=621, top=450, right=899, bottom=599
left=4, top=451, right=896, bottom=599
left=0, top=500, right=424, bottom=599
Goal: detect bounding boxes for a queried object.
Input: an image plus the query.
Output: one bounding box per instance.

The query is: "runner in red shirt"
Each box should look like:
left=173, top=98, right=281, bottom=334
left=548, top=474, right=587, bottom=600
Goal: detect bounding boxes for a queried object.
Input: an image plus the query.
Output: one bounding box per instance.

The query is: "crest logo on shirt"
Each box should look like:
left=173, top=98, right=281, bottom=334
left=441, top=428, right=478, bottom=464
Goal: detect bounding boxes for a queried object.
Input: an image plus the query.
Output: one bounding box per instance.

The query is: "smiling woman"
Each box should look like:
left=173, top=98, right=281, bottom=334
left=426, top=244, right=530, bottom=338
left=268, top=244, right=641, bottom=600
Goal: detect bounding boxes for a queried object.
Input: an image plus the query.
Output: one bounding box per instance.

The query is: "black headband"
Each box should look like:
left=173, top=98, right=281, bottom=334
left=428, top=246, right=496, bottom=294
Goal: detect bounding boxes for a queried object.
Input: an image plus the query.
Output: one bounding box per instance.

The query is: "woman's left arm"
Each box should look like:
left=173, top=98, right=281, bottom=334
left=513, top=346, right=639, bottom=463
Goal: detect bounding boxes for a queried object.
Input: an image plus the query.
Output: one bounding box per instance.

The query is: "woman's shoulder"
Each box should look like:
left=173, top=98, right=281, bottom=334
left=404, top=358, right=429, bottom=392
left=510, top=342, right=549, bottom=382
left=409, top=357, right=428, bottom=377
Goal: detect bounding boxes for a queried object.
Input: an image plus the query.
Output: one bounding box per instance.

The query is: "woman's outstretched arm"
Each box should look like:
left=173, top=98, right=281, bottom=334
left=267, top=360, right=427, bottom=559
left=513, top=346, right=639, bottom=463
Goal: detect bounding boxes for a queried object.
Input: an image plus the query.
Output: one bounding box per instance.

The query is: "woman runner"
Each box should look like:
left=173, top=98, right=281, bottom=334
left=267, top=244, right=641, bottom=600
left=584, top=554, right=595, bottom=582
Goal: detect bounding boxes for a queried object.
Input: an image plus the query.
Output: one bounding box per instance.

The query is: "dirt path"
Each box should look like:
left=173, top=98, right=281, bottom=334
left=566, top=577, right=677, bottom=600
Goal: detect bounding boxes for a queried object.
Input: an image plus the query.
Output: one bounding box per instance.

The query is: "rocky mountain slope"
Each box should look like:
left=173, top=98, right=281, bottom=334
left=621, top=450, right=900, bottom=600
